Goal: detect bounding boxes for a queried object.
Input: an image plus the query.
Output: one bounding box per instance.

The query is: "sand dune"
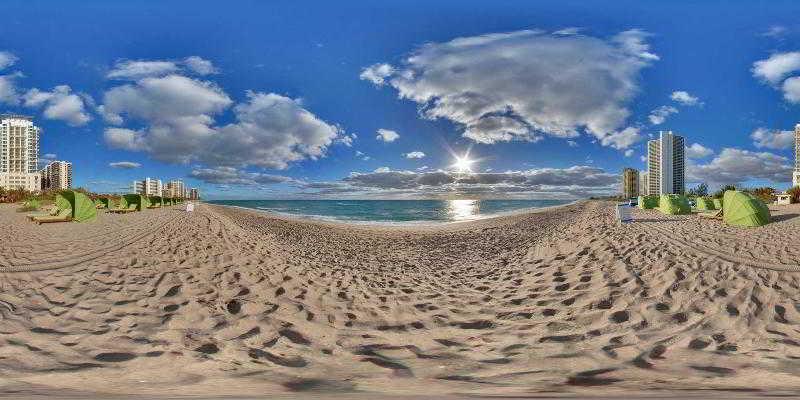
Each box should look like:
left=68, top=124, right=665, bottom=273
left=2, top=201, right=800, bottom=398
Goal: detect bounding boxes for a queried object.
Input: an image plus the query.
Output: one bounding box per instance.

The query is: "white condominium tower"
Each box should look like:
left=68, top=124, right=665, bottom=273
left=794, top=124, right=800, bottom=188
left=131, top=177, right=163, bottom=196
left=166, top=180, right=186, bottom=198
left=647, top=131, right=685, bottom=196
left=40, top=161, right=73, bottom=190
left=0, top=115, right=42, bottom=191
left=639, top=171, right=649, bottom=196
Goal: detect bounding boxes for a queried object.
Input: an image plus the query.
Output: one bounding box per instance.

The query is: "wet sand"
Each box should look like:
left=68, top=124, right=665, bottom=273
left=1, top=200, right=800, bottom=398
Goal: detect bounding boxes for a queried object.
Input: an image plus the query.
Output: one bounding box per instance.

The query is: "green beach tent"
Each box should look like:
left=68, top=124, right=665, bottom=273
left=638, top=195, right=659, bottom=209
left=122, top=194, right=150, bottom=211
left=659, top=194, right=691, bottom=215
left=695, top=197, right=715, bottom=211
left=713, top=198, right=723, bottom=210
left=60, top=190, right=97, bottom=222
left=723, top=190, right=770, bottom=227
left=148, top=196, right=163, bottom=208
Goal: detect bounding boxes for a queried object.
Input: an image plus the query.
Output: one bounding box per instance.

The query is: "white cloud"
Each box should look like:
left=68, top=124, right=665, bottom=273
left=687, top=148, right=792, bottom=184
left=599, top=126, right=642, bottom=150
left=183, top=56, right=217, bottom=75
left=624, top=149, right=634, bottom=157
left=376, top=128, right=399, bottom=142
left=762, top=25, right=788, bottom=39
left=109, top=161, right=141, bottom=169
left=685, top=142, right=714, bottom=159
left=648, top=105, right=678, bottom=125
left=567, top=140, right=578, bottom=147
left=189, top=166, right=293, bottom=185
left=42, top=153, right=57, bottom=159
left=750, top=127, right=795, bottom=149
left=107, top=57, right=218, bottom=80
left=362, top=29, right=657, bottom=149
left=23, top=85, right=92, bottom=126
left=782, top=76, right=800, bottom=103
left=753, top=52, right=800, bottom=85
left=359, top=63, right=394, bottom=86
left=0, top=72, right=22, bottom=105
left=373, top=167, right=391, bottom=173
left=102, top=76, right=342, bottom=169
left=640, top=155, right=647, bottom=163
left=355, top=150, right=371, bottom=161
left=670, top=90, right=701, bottom=106
left=0, top=51, right=18, bottom=70
left=404, top=151, right=426, bottom=159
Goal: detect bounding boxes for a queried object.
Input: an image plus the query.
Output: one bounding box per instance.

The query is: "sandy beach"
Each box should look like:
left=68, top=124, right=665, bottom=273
left=2, top=200, right=800, bottom=398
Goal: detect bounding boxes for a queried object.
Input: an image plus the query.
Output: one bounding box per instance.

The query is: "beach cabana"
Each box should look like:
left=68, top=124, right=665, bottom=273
left=694, top=197, right=715, bottom=211
left=723, top=190, right=770, bottom=227
left=713, top=198, right=723, bottom=210
left=147, top=196, right=163, bottom=209
left=94, top=197, right=114, bottom=209
left=123, top=194, right=150, bottom=211
left=638, top=195, right=659, bottom=209
left=659, top=194, right=691, bottom=215
left=32, top=190, right=96, bottom=224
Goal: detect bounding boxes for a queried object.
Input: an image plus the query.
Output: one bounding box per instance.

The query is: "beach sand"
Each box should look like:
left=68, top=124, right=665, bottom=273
left=2, top=200, right=800, bottom=398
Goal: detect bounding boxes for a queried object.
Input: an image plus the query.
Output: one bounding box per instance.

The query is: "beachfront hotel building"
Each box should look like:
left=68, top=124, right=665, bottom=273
left=40, top=160, right=73, bottom=190
left=621, top=168, right=639, bottom=198
left=639, top=171, right=649, bottom=196
left=131, top=177, right=163, bottom=196
left=647, top=131, right=685, bottom=196
left=794, top=124, right=800, bottom=188
left=0, top=115, right=42, bottom=191
left=166, top=180, right=186, bottom=198
left=188, top=187, right=199, bottom=200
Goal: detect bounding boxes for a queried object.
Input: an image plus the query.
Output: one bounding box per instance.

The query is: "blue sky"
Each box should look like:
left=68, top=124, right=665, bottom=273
left=1, top=0, right=799, bottom=199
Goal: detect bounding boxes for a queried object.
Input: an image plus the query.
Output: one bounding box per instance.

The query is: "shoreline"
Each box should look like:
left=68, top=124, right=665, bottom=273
left=205, top=199, right=582, bottom=228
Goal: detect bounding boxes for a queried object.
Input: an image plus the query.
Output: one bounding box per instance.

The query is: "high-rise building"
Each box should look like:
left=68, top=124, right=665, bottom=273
left=794, top=124, right=800, bottom=188
left=639, top=171, right=649, bottom=196
left=647, top=131, right=685, bottom=196
left=188, top=187, right=199, bottom=200
left=0, top=115, right=41, bottom=191
left=131, top=177, right=162, bottom=196
left=166, top=180, right=186, bottom=198
left=40, top=161, right=73, bottom=190
left=621, top=168, right=639, bottom=199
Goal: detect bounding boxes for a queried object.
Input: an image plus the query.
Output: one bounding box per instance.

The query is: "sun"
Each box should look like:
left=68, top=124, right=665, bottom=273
left=452, top=155, right=475, bottom=173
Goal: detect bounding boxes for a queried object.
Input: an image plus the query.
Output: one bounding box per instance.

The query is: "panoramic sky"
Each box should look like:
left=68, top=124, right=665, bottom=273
left=1, top=0, right=799, bottom=199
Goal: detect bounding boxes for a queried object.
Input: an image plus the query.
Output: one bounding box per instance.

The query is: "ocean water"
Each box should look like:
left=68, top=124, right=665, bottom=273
left=207, top=199, right=571, bottom=224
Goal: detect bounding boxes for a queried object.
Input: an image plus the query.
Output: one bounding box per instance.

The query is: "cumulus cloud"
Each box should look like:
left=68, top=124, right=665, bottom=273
left=685, top=143, right=714, bottom=159
left=624, top=149, right=634, bottom=157
left=376, top=128, right=399, bottom=142
left=102, top=75, right=342, bottom=169
left=107, top=56, right=218, bottom=80
left=781, top=76, right=800, bottom=103
left=648, top=105, right=678, bottom=125
left=109, top=161, right=141, bottom=169
left=0, top=71, right=21, bottom=105
left=404, top=151, right=426, bottom=159
left=361, top=29, right=657, bottom=149
left=751, top=127, right=795, bottom=149
left=294, top=165, right=619, bottom=199
left=189, top=166, right=293, bottom=185
left=23, top=85, right=92, bottom=126
left=599, top=127, right=642, bottom=150
left=687, top=148, right=792, bottom=185
left=0, top=51, right=18, bottom=70
left=753, top=52, right=800, bottom=85
left=670, top=90, right=701, bottom=106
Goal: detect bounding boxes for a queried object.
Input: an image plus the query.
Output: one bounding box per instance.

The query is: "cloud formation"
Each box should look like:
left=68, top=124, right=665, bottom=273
left=376, top=128, right=399, bottom=142
left=648, top=105, right=678, bottom=125
left=751, top=127, right=795, bottom=149
left=23, top=85, right=92, bottom=126
left=670, top=90, right=701, bottom=106
left=685, top=142, right=714, bottom=158
left=189, top=166, right=293, bottom=185
left=102, top=73, right=342, bottom=169
left=687, top=148, right=792, bottom=185
left=361, top=29, right=657, bottom=149
left=107, top=56, right=218, bottom=80
left=404, top=151, right=426, bottom=159
left=109, top=161, right=142, bottom=169
left=0, top=52, right=20, bottom=105
left=752, top=52, right=800, bottom=103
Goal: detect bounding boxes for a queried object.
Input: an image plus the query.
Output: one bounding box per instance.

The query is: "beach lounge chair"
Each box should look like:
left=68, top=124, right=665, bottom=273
left=33, top=208, right=73, bottom=224
left=25, top=205, right=59, bottom=220
left=699, top=209, right=723, bottom=219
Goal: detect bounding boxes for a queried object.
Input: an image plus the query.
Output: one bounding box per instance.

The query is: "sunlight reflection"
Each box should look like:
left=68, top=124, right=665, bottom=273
left=447, top=199, right=480, bottom=220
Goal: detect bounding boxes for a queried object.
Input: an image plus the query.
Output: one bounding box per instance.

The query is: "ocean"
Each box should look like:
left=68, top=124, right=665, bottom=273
left=207, top=199, right=571, bottom=224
